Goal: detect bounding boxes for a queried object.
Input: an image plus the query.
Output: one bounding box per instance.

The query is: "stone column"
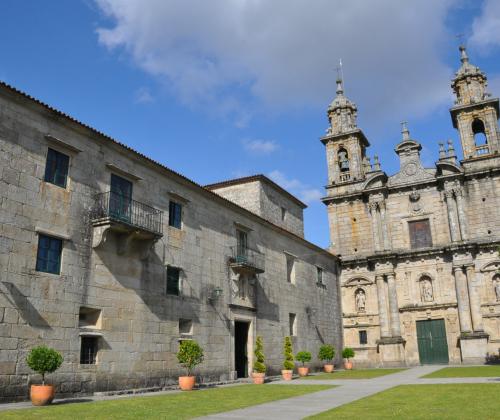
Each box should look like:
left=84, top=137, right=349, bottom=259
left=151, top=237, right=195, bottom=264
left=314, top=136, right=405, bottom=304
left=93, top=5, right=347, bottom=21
left=369, top=203, right=381, bottom=251
left=444, top=190, right=460, bottom=242
left=379, top=202, right=391, bottom=251
left=454, top=188, right=468, bottom=241
left=465, top=265, right=484, bottom=332
left=453, top=266, right=473, bottom=333
left=386, top=273, right=402, bottom=337
left=376, top=275, right=391, bottom=338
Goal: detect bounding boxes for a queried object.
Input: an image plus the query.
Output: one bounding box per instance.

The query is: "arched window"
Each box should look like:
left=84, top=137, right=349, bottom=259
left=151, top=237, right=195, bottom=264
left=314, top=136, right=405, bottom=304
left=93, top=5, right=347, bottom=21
left=338, top=148, right=350, bottom=172
left=472, top=119, right=488, bottom=146
left=354, top=288, right=366, bottom=312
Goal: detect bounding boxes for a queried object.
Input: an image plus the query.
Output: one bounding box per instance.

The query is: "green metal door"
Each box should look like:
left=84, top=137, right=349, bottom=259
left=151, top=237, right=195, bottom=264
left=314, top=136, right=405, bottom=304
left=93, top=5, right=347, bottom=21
left=416, top=319, right=449, bottom=364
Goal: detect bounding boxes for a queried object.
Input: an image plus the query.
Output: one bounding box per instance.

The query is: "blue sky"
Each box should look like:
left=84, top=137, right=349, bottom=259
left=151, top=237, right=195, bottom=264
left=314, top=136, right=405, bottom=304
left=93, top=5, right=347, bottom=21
left=1, top=0, right=500, bottom=248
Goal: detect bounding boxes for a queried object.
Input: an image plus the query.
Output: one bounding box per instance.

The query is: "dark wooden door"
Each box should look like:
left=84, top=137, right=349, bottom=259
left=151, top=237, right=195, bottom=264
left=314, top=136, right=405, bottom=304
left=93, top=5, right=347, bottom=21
left=416, top=319, right=449, bottom=364
left=234, top=321, right=249, bottom=378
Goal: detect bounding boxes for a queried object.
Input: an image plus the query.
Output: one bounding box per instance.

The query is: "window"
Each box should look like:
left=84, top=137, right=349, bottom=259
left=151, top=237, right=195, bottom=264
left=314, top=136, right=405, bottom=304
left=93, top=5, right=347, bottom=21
left=316, top=267, right=324, bottom=285
left=286, top=254, right=296, bottom=284
left=472, top=119, right=487, bottom=146
left=289, top=313, right=296, bottom=336
left=110, top=174, right=133, bottom=222
left=80, top=336, right=98, bottom=364
left=169, top=201, right=182, bottom=229
left=338, top=148, right=350, bottom=172
left=44, top=148, right=69, bottom=188
left=359, top=330, right=367, bottom=345
left=236, top=229, right=248, bottom=257
left=166, top=266, right=181, bottom=296
left=281, top=207, right=287, bottom=221
left=35, top=234, right=62, bottom=274
left=179, top=319, right=193, bottom=335
left=408, top=219, right=432, bottom=249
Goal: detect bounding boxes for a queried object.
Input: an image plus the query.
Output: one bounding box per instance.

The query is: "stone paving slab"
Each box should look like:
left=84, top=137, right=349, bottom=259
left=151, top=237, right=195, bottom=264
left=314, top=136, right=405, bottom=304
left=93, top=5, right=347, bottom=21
left=199, top=366, right=462, bottom=420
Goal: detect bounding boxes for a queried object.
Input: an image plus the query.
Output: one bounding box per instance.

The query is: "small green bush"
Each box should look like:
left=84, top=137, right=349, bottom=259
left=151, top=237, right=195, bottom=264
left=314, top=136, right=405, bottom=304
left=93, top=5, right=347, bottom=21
left=318, top=344, right=336, bottom=362
left=177, top=340, right=204, bottom=376
left=26, top=346, right=63, bottom=385
left=253, top=336, right=266, bottom=373
left=342, top=347, right=355, bottom=360
left=295, top=351, right=312, bottom=366
left=283, top=336, right=294, bottom=370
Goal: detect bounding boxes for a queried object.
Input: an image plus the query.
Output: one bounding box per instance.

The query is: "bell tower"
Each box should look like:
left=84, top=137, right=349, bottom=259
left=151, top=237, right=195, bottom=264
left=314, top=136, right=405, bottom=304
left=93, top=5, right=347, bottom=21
left=450, top=45, right=500, bottom=160
left=321, top=78, right=370, bottom=186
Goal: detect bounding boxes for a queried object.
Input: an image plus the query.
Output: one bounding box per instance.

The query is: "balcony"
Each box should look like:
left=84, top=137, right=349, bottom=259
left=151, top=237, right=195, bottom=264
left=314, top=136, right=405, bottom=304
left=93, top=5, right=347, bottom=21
left=229, top=246, right=265, bottom=274
left=475, top=144, right=490, bottom=156
left=91, top=191, right=163, bottom=257
left=339, top=172, right=351, bottom=182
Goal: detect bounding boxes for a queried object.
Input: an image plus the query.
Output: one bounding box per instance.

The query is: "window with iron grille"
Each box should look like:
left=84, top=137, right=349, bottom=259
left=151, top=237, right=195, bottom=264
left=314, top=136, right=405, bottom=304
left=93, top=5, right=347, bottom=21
left=44, top=148, right=69, bottom=188
left=80, top=336, right=98, bottom=364
left=408, top=219, right=432, bottom=249
left=169, top=201, right=182, bottom=229
left=359, top=330, right=368, bottom=345
left=35, top=234, right=62, bottom=275
left=166, top=266, right=180, bottom=296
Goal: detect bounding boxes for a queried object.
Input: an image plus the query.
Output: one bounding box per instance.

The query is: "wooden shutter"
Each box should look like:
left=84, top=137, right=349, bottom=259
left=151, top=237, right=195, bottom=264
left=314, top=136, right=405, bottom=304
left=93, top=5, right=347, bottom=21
left=409, top=219, right=432, bottom=249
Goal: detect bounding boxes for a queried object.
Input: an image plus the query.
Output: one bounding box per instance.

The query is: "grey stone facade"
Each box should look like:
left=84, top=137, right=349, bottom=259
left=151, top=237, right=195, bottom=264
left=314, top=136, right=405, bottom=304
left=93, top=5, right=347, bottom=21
left=0, top=81, right=342, bottom=401
left=323, top=46, right=500, bottom=367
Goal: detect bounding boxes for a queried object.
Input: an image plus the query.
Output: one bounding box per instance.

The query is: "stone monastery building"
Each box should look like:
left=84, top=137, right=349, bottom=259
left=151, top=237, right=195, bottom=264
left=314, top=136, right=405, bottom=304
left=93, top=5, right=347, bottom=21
left=0, top=45, right=499, bottom=401
left=323, top=46, right=500, bottom=367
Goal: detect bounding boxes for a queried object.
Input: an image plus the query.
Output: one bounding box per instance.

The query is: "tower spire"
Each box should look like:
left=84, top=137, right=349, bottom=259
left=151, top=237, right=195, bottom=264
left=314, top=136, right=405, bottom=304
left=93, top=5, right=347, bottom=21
left=401, top=121, right=410, bottom=141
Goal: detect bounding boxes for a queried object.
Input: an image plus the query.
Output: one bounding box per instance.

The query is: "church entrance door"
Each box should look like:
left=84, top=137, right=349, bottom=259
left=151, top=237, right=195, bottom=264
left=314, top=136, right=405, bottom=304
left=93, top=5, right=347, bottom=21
left=416, top=319, right=449, bottom=364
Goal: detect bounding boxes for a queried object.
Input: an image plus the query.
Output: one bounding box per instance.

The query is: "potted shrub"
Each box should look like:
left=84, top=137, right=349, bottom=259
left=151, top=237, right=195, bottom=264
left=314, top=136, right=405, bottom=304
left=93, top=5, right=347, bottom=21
left=295, top=351, right=312, bottom=376
left=318, top=344, right=336, bottom=373
left=252, top=336, right=266, bottom=384
left=282, top=336, right=294, bottom=380
left=342, top=347, right=355, bottom=370
left=26, top=345, right=63, bottom=406
left=176, top=340, right=204, bottom=391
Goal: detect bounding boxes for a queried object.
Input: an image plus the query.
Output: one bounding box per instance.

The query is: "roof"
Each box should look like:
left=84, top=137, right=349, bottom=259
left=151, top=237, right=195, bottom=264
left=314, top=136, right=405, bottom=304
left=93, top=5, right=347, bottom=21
left=205, top=174, right=307, bottom=209
left=0, top=80, right=329, bottom=257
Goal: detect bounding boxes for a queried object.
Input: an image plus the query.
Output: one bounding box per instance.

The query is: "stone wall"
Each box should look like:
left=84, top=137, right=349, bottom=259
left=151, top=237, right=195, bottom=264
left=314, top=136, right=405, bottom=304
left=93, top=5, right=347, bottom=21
left=0, top=86, right=342, bottom=402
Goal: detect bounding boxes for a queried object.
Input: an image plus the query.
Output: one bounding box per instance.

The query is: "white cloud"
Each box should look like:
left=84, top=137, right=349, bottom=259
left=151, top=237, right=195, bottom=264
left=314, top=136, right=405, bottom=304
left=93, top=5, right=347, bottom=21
left=268, top=170, right=323, bottom=205
left=470, top=0, right=500, bottom=50
left=242, top=139, right=279, bottom=155
left=95, top=0, right=456, bottom=129
left=135, top=87, right=154, bottom=104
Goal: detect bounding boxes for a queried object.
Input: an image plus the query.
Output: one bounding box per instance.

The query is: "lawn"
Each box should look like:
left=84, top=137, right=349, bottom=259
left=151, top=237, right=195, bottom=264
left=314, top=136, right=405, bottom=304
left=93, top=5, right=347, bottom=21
left=303, top=368, right=406, bottom=380
left=309, top=384, right=500, bottom=419
left=422, top=365, right=500, bottom=378
left=1, top=384, right=333, bottom=420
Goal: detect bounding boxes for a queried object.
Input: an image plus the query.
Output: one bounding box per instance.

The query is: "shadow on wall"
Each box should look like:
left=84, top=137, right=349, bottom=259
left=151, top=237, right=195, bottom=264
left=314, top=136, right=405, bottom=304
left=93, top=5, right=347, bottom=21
left=1, top=281, right=52, bottom=329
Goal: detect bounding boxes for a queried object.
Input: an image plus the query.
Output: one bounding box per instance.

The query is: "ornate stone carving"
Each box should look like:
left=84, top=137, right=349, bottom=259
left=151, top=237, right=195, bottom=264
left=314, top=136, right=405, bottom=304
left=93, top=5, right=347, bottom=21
left=408, top=189, right=423, bottom=214
left=494, top=274, right=500, bottom=301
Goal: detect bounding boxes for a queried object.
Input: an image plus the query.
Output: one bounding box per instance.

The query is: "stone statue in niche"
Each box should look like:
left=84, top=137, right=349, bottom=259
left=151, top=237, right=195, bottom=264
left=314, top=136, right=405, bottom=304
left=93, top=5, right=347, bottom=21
left=494, top=276, right=500, bottom=301
left=420, top=278, right=434, bottom=302
left=355, top=289, right=366, bottom=312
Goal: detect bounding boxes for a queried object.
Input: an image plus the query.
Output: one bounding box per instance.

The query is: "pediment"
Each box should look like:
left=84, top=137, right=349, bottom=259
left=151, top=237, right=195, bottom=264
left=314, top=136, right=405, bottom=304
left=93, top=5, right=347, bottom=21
left=436, top=161, right=463, bottom=176
left=363, top=172, right=387, bottom=190
left=388, top=163, right=435, bottom=187
left=343, top=276, right=373, bottom=287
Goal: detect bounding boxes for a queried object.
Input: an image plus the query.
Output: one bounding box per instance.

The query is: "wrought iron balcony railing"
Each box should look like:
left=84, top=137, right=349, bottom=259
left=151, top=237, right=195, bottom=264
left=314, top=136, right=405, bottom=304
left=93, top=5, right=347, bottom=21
left=229, top=246, right=265, bottom=273
left=339, top=172, right=351, bottom=182
left=92, top=191, right=163, bottom=236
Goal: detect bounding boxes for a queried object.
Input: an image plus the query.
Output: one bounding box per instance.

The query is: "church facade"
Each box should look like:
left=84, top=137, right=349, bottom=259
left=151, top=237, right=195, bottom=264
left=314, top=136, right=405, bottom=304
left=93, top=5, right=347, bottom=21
left=322, top=46, right=500, bottom=366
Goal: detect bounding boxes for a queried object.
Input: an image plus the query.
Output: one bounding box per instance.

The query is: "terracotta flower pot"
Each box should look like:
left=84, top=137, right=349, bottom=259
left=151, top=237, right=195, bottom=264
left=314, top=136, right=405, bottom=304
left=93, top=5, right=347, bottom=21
left=281, top=369, right=293, bottom=380
left=179, top=375, right=196, bottom=391
left=252, top=372, right=265, bottom=384
left=30, top=384, right=55, bottom=406
left=344, top=360, right=353, bottom=370
left=323, top=364, right=334, bottom=373
left=298, top=366, right=309, bottom=377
